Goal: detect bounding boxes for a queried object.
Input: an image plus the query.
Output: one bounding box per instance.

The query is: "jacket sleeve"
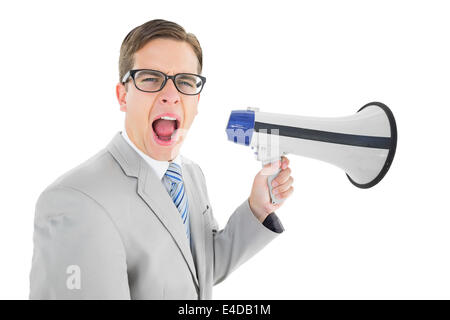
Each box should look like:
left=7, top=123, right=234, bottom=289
left=29, top=185, right=130, bottom=299
left=212, top=198, right=283, bottom=285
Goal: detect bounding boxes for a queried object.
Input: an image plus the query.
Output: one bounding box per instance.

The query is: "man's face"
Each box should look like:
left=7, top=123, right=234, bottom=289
left=116, top=38, right=201, bottom=161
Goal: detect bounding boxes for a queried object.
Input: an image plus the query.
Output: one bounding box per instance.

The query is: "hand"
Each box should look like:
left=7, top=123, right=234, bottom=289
left=248, top=156, right=294, bottom=222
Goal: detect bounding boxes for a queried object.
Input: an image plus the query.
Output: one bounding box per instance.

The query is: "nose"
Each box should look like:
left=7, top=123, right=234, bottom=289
left=159, top=78, right=180, bottom=105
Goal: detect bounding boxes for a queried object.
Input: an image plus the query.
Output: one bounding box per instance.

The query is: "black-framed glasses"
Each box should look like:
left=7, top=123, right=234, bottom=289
left=121, top=69, right=206, bottom=95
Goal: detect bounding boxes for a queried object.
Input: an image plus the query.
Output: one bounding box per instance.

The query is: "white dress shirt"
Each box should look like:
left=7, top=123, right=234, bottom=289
left=121, top=129, right=182, bottom=180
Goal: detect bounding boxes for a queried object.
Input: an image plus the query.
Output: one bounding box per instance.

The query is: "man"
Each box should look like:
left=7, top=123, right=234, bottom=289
left=30, top=19, right=294, bottom=299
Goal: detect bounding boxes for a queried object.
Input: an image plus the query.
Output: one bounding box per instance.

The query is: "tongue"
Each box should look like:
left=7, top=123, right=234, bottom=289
left=153, top=119, right=176, bottom=139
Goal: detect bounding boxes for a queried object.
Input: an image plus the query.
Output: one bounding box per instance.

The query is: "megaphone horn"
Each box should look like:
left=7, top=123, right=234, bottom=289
left=226, top=101, right=397, bottom=203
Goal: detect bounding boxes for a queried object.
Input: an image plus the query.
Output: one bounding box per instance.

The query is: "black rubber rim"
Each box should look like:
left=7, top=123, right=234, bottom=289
left=346, top=101, right=398, bottom=189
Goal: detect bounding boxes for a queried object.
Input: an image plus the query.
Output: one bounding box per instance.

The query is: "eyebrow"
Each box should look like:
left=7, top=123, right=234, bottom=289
left=137, top=70, right=163, bottom=75
left=136, top=68, right=197, bottom=75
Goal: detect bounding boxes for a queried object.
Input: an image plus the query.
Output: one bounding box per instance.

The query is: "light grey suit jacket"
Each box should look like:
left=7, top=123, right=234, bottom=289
left=30, top=132, right=282, bottom=299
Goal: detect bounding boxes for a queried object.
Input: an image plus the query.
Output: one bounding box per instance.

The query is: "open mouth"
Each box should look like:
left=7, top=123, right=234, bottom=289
left=151, top=113, right=181, bottom=146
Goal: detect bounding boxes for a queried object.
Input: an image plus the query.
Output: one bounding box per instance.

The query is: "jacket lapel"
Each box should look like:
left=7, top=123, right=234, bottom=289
left=106, top=132, right=199, bottom=289
left=181, top=162, right=206, bottom=297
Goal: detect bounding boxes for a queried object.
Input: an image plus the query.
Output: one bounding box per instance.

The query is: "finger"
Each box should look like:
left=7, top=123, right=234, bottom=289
left=271, top=167, right=291, bottom=187
left=281, top=156, right=289, bottom=170
left=278, top=186, right=294, bottom=199
left=273, top=176, right=293, bottom=195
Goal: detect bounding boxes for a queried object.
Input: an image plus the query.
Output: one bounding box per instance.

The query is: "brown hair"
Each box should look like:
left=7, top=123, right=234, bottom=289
left=119, top=19, right=203, bottom=84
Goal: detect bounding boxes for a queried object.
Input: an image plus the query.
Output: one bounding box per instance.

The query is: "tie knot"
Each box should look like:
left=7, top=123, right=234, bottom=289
left=165, top=162, right=182, bottom=182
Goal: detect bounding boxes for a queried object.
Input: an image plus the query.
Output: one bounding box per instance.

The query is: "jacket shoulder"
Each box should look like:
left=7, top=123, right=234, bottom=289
left=36, top=148, right=126, bottom=217
left=46, top=149, right=117, bottom=189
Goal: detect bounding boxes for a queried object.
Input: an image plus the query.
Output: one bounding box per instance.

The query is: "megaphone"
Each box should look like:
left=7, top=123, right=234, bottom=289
left=225, top=101, right=397, bottom=204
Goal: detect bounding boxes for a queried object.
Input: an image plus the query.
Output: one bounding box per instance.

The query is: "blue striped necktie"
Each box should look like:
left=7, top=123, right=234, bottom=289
left=162, top=162, right=191, bottom=244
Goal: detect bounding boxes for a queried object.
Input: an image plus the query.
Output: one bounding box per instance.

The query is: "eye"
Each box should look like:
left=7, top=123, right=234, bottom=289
left=179, top=80, right=194, bottom=87
left=135, top=71, right=164, bottom=84
left=176, top=76, right=197, bottom=88
left=141, top=77, right=159, bottom=82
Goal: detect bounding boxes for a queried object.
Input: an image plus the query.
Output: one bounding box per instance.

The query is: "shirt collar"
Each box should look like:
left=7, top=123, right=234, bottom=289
left=121, top=129, right=182, bottom=180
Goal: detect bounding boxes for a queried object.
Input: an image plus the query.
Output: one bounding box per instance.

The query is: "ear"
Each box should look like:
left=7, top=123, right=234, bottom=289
left=116, top=82, right=128, bottom=112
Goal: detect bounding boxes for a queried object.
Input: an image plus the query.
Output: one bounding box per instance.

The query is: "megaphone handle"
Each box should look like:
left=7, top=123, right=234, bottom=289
left=267, top=167, right=283, bottom=205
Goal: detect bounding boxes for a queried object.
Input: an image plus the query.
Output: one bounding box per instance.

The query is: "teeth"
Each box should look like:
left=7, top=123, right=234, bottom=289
left=160, top=116, right=177, bottom=121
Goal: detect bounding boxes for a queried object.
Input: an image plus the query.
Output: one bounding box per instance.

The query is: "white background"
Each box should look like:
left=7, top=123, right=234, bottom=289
left=0, top=0, right=449, bottom=299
